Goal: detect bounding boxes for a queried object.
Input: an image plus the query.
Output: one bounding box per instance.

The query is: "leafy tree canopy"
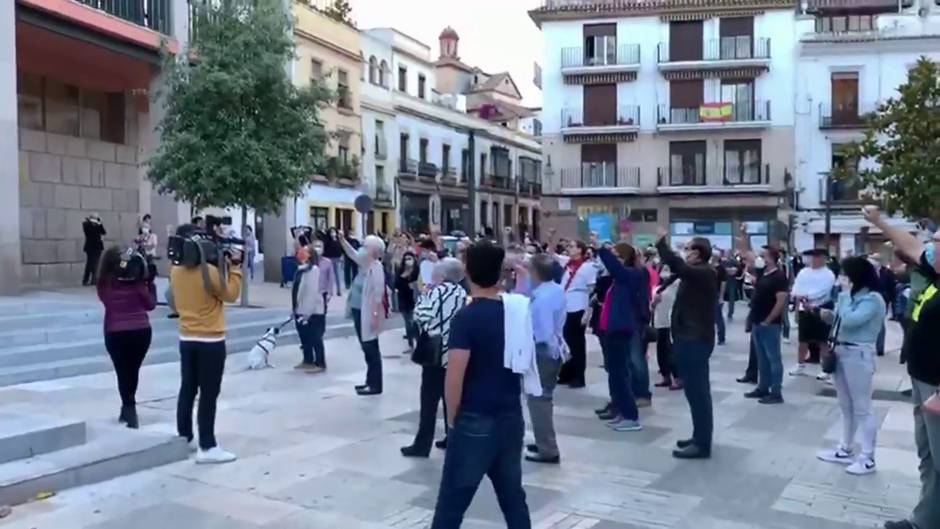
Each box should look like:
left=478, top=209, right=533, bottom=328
left=323, top=0, right=354, bottom=25
left=842, top=57, right=940, bottom=221
left=148, top=0, right=331, bottom=216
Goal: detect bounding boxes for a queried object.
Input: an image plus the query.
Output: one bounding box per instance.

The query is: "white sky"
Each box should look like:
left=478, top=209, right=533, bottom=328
left=350, top=0, right=544, bottom=107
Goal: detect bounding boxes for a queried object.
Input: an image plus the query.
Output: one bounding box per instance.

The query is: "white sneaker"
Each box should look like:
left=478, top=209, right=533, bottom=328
left=788, top=364, right=807, bottom=377
left=783, top=336, right=791, bottom=344
left=817, top=446, right=854, bottom=465
left=816, top=371, right=830, bottom=381
left=846, top=457, right=876, bottom=475
left=195, top=446, right=237, bottom=464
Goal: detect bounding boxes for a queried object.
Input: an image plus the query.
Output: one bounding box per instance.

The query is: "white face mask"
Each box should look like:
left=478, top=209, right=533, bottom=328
left=754, top=256, right=766, bottom=269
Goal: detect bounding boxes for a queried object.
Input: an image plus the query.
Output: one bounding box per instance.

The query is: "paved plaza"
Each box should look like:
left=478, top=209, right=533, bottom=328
left=0, top=310, right=922, bottom=529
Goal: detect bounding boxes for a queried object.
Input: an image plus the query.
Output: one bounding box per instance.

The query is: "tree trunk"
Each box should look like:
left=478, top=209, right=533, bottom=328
left=240, top=208, right=251, bottom=307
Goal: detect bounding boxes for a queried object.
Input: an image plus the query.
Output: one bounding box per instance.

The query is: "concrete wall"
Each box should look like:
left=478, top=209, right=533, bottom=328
left=18, top=128, right=142, bottom=286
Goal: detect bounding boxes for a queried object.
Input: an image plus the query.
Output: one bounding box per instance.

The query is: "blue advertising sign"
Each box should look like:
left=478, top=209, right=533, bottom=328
left=587, top=213, right=613, bottom=242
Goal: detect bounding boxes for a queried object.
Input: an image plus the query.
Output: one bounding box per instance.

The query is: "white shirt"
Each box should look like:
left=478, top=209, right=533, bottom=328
left=555, top=255, right=597, bottom=313
left=419, top=259, right=435, bottom=286
left=791, top=266, right=835, bottom=308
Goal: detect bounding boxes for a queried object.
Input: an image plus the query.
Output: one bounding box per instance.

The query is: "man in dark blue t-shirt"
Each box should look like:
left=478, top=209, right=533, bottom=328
left=430, top=241, right=530, bottom=529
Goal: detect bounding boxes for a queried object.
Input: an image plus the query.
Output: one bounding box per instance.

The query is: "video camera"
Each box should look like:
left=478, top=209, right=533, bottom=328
left=167, top=229, right=245, bottom=268
left=115, top=247, right=153, bottom=282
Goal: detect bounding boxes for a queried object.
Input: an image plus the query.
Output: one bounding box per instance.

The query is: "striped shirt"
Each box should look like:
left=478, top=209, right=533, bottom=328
left=414, top=281, right=467, bottom=365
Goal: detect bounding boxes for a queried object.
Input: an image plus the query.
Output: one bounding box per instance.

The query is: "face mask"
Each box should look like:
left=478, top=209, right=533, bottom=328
left=404, top=259, right=414, bottom=266
left=754, top=256, right=766, bottom=269
left=660, top=272, right=671, bottom=280
left=926, top=244, right=937, bottom=267
left=141, top=227, right=150, bottom=235
left=357, top=248, right=368, bottom=259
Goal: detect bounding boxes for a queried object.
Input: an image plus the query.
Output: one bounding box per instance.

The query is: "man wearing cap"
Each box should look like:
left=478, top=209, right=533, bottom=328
left=790, top=248, right=837, bottom=379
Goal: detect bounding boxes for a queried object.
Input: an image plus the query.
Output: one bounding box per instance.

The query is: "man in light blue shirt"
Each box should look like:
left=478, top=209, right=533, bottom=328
left=525, top=254, right=567, bottom=464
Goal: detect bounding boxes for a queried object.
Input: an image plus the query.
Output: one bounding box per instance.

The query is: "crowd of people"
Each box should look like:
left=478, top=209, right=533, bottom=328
left=80, top=205, right=940, bottom=529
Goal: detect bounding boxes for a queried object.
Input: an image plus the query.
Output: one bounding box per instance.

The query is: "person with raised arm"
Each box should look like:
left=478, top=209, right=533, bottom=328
left=655, top=227, right=718, bottom=459
left=865, top=206, right=940, bottom=529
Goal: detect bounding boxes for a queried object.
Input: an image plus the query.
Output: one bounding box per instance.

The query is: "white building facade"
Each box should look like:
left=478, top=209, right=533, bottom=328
left=532, top=0, right=797, bottom=250
left=365, top=28, right=543, bottom=238
left=793, top=0, right=940, bottom=256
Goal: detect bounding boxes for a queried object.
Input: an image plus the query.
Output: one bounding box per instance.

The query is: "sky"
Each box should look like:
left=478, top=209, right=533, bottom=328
left=350, top=0, right=544, bottom=107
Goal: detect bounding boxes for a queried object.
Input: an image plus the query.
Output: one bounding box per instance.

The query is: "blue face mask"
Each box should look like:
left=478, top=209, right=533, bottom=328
left=926, top=243, right=936, bottom=267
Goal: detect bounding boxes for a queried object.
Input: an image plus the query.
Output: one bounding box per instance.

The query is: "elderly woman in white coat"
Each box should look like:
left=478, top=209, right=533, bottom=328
left=341, top=234, right=387, bottom=396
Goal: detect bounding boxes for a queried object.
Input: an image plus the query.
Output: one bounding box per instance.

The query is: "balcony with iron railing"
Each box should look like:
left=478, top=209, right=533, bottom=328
left=418, top=161, right=439, bottom=181
left=519, top=180, right=542, bottom=197
left=399, top=158, right=418, bottom=178
left=560, top=164, right=641, bottom=194
left=656, top=164, right=772, bottom=193
left=560, top=44, right=640, bottom=76
left=656, top=100, right=771, bottom=132
left=657, top=37, right=771, bottom=71
left=78, top=0, right=173, bottom=34
left=375, top=185, right=393, bottom=204
left=441, top=165, right=458, bottom=186
left=485, top=173, right=514, bottom=191
left=819, top=102, right=876, bottom=129
left=561, top=106, right=640, bottom=141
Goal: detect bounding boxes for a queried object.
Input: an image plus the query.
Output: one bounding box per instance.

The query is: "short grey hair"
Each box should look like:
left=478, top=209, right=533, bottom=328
left=435, top=257, right=464, bottom=283
left=529, top=254, right=555, bottom=282
left=363, top=235, right=386, bottom=256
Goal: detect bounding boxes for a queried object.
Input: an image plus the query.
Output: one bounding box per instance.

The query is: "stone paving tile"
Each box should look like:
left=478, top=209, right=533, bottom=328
left=84, top=503, right=259, bottom=529
left=271, top=468, right=429, bottom=522
left=1, top=316, right=922, bottom=529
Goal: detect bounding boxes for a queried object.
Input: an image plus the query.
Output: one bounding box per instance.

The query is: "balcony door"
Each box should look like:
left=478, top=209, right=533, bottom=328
left=669, top=80, right=703, bottom=123
left=582, top=143, right=617, bottom=187
left=584, top=84, right=616, bottom=126
left=719, top=16, right=754, bottom=59
left=720, top=79, right=754, bottom=121
left=669, top=20, right=703, bottom=61
left=724, top=139, right=761, bottom=184
left=669, top=141, right=706, bottom=185
left=584, top=23, right=617, bottom=66
left=831, top=72, right=859, bottom=125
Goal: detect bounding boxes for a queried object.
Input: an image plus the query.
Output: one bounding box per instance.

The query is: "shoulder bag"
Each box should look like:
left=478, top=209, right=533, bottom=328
left=411, top=287, right=445, bottom=367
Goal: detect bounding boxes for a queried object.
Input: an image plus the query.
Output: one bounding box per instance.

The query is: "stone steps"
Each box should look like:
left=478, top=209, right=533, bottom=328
left=0, top=414, right=86, bottom=465
left=0, top=320, right=362, bottom=387
left=0, top=420, right=189, bottom=506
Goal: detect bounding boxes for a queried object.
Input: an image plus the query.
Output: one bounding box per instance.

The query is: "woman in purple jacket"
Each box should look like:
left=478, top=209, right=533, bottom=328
left=96, top=246, right=157, bottom=428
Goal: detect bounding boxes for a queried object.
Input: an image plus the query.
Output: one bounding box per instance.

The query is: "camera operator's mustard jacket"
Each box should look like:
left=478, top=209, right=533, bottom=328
left=170, top=265, right=242, bottom=339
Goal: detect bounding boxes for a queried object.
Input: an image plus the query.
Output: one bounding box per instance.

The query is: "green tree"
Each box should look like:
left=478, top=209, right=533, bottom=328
left=841, top=57, right=940, bottom=220
left=149, top=0, right=331, bottom=305
left=322, top=0, right=353, bottom=25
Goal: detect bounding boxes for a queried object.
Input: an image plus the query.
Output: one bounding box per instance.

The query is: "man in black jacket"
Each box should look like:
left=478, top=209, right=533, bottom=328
left=655, top=227, right=718, bottom=459
left=82, top=214, right=106, bottom=286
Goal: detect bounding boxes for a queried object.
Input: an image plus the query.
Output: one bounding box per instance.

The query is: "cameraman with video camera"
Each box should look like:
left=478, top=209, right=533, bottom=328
left=168, top=221, right=243, bottom=464
left=97, top=245, right=157, bottom=429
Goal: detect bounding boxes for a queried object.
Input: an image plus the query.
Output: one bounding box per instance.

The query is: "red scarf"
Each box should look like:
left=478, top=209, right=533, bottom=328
left=563, top=258, right=585, bottom=291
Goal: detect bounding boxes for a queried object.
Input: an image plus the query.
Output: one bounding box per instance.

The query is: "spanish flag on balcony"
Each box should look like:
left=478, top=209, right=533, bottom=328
left=699, top=102, right=733, bottom=122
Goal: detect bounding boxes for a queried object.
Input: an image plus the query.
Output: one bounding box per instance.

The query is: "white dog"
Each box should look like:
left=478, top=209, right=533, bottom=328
left=246, top=327, right=279, bottom=370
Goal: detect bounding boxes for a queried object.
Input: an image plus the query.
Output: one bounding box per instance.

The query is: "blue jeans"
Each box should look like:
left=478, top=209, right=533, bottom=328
left=715, top=302, right=726, bottom=344
left=296, top=314, right=326, bottom=367
left=673, top=337, right=714, bottom=450
left=604, top=332, right=639, bottom=421
left=630, top=331, right=651, bottom=400
left=752, top=324, right=783, bottom=396
left=431, top=411, right=530, bottom=529
left=331, top=258, right=343, bottom=295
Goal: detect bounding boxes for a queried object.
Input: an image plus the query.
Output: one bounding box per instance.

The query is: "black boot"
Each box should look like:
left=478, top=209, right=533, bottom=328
left=121, top=405, right=139, bottom=429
